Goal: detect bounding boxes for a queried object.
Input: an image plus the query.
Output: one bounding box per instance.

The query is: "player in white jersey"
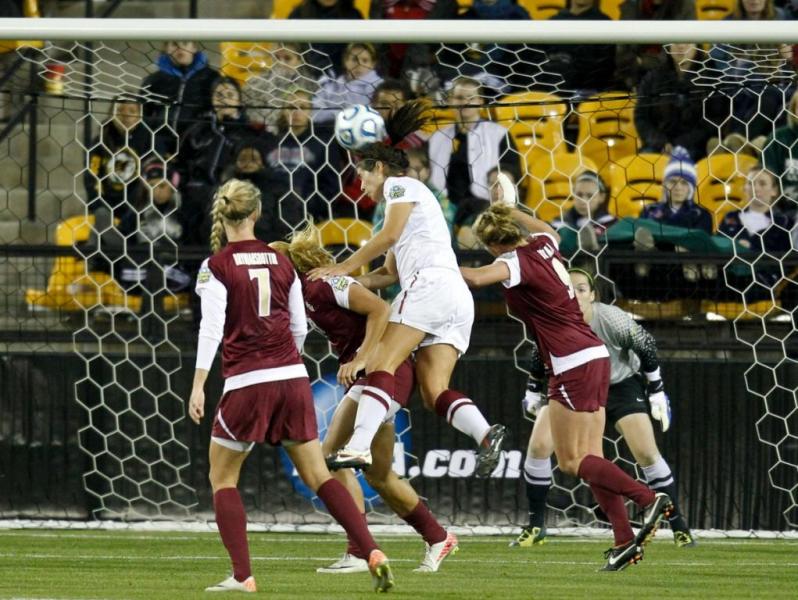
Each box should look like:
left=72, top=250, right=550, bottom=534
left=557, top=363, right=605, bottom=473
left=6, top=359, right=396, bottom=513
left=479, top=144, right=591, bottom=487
left=309, top=101, right=506, bottom=477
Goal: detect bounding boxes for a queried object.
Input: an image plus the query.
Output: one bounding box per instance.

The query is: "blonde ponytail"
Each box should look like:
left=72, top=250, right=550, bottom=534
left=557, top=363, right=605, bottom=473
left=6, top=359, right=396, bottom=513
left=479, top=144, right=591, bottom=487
left=209, top=178, right=262, bottom=253
left=286, top=221, right=334, bottom=273
left=473, top=204, right=524, bottom=248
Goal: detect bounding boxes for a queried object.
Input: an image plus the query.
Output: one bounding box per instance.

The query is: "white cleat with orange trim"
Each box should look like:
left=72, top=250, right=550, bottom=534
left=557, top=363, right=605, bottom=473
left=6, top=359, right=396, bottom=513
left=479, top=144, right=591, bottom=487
left=413, top=532, right=459, bottom=573
left=205, top=575, right=257, bottom=592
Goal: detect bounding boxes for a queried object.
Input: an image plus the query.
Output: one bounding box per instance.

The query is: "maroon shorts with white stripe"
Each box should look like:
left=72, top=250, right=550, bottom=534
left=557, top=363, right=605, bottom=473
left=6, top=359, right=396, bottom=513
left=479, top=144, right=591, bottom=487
left=349, top=358, right=415, bottom=409
left=211, top=377, right=318, bottom=446
left=547, top=358, right=610, bottom=413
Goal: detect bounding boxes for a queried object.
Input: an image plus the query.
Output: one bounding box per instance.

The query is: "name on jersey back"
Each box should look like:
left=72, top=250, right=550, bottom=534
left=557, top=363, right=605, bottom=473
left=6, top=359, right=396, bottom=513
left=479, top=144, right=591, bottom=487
left=233, top=252, right=279, bottom=266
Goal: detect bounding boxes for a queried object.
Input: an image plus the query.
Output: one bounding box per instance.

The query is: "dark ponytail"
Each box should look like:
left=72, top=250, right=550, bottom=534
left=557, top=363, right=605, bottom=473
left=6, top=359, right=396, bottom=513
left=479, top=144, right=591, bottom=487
left=356, top=99, right=430, bottom=175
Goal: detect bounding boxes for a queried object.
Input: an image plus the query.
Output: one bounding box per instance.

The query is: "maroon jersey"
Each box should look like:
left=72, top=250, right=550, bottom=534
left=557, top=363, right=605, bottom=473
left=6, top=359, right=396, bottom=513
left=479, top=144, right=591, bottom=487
left=496, top=233, right=607, bottom=375
left=198, top=239, right=304, bottom=378
left=301, top=275, right=366, bottom=365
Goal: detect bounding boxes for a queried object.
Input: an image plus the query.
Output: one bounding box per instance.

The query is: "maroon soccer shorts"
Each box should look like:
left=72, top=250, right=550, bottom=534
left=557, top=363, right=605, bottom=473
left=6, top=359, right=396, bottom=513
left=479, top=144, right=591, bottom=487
left=547, top=357, right=610, bottom=412
left=212, top=377, right=318, bottom=446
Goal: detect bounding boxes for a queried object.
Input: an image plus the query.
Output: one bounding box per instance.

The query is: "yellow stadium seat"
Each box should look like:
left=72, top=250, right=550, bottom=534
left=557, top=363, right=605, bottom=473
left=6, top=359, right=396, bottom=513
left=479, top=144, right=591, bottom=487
left=616, top=298, right=694, bottom=320
left=608, top=153, right=669, bottom=218
left=695, top=0, right=735, bottom=20
left=421, top=106, right=458, bottom=134
left=25, top=215, right=189, bottom=314
left=318, top=218, right=373, bottom=248
left=526, top=153, right=599, bottom=222
left=493, top=92, right=568, bottom=186
left=600, top=0, right=624, bottom=19
left=0, top=0, right=43, bottom=53
left=219, top=42, right=274, bottom=85
left=271, top=0, right=371, bottom=19
left=576, top=92, right=639, bottom=174
left=700, top=299, right=782, bottom=320
left=518, top=0, right=566, bottom=19
left=696, top=152, right=759, bottom=230
left=457, top=0, right=473, bottom=14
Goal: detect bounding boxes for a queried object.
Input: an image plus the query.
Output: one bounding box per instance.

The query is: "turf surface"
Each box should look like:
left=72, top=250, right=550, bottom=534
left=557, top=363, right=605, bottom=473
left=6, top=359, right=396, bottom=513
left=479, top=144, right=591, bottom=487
left=0, top=530, right=796, bottom=599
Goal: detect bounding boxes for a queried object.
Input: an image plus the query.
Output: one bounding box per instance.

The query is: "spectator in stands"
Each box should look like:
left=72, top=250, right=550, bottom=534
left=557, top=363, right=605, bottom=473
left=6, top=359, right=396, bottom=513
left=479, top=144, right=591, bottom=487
left=243, top=42, right=320, bottom=132
left=729, top=0, right=787, bottom=19
left=553, top=170, right=617, bottom=252
left=717, top=165, right=793, bottom=300
left=546, top=0, right=618, bottom=94
left=640, top=146, right=713, bottom=233
left=428, top=76, right=521, bottom=233
left=178, top=76, right=258, bottom=190
left=762, top=88, right=798, bottom=213
left=313, top=43, right=383, bottom=123
left=369, top=0, right=458, bottom=85
left=224, top=140, right=302, bottom=244
left=140, top=41, right=218, bottom=136
left=85, top=98, right=166, bottom=216
left=370, top=78, right=424, bottom=147
left=635, top=43, right=712, bottom=160
left=289, top=0, right=364, bottom=74
left=616, top=0, right=696, bottom=90
left=266, top=88, right=342, bottom=221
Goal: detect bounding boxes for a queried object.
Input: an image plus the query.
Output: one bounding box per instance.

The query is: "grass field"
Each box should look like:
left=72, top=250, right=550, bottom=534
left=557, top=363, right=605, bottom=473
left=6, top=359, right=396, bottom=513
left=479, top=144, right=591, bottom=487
left=0, top=530, right=796, bottom=599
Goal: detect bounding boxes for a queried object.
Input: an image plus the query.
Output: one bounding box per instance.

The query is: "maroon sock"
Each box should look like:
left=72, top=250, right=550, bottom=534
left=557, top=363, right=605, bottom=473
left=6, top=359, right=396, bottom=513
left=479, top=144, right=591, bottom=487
left=213, top=488, right=251, bottom=582
left=589, top=483, right=635, bottom=546
left=317, top=479, right=378, bottom=558
left=345, top=514, right=368, bottom=560
left=402, top=501, right=447, bottom=546
left=578, top=454, right=656, bottom=508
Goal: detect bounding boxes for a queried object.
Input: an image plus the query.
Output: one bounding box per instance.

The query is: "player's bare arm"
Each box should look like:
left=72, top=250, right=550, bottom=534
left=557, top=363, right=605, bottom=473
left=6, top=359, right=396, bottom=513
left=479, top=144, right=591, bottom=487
left=356, top=251, right=399, bottom=290
left=460, top=262, right=512, bottom=288
left=308, top=202, right=413, bottom=280
left=337, top=284, right=391, bottom=387
left=188, top=368, right=209, bottom=424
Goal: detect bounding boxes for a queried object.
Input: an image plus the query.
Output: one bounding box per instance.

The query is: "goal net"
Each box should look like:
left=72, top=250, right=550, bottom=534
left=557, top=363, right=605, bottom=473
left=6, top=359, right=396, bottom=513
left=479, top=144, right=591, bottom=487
left=0, top=18, right=796, bottom=534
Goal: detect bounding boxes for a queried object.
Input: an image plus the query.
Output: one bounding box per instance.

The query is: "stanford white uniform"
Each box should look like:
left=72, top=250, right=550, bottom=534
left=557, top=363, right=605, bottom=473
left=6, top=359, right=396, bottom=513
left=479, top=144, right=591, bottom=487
left=301, top=274, right=415, bottom=414
left=495, top=233, right=610, bottom=412
left=195, top=239, right=315, bottom=448
left=383, top=176, right=473, bottom=354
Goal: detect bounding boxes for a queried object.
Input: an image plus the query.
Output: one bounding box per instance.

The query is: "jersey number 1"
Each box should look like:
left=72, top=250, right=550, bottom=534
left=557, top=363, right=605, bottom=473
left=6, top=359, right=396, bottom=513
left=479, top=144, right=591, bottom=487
left=249, top=268, right=271, bottom=317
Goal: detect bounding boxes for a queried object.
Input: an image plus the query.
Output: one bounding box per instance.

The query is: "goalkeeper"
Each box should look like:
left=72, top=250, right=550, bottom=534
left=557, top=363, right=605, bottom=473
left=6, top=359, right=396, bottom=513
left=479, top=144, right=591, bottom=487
left=513, top=268, right=695, bottom=549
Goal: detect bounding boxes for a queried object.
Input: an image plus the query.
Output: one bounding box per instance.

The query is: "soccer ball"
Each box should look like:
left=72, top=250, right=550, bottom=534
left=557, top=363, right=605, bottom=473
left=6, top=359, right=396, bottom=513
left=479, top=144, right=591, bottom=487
left=334, top=104, right=387, bottom=151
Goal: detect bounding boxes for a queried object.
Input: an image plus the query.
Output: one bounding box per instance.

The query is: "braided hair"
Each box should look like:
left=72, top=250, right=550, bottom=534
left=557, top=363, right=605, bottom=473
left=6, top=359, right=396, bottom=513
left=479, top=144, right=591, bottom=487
left=209, top=178, right=261, bottom=253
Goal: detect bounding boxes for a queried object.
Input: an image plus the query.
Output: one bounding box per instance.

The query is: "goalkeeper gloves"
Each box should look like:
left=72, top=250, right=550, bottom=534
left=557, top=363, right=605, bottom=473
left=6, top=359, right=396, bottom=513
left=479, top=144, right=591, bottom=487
left=645, top=371, right=671, bottom=432
left=523, top=377, right=544, bottom=417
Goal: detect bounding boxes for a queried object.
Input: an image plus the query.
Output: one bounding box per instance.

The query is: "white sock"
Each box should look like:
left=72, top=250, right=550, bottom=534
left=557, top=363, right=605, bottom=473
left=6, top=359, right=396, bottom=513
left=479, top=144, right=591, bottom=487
left=347, top=386, right=389, bottom=452
left=449, top=400, right=491, bottom=445
left=524, top=457, right=553, bottom=486
left=641, top=456, right=674, bottom=489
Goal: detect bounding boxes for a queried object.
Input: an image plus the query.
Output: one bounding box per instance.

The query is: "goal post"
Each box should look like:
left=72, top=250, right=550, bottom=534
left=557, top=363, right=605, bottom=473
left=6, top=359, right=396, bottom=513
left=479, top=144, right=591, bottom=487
left=0, top=17, right=795, bottom=533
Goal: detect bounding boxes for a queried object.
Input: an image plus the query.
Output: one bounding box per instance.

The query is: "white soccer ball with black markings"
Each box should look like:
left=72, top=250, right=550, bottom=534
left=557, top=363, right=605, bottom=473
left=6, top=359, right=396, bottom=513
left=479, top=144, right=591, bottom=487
left=334, top=104, right=387, bottom=151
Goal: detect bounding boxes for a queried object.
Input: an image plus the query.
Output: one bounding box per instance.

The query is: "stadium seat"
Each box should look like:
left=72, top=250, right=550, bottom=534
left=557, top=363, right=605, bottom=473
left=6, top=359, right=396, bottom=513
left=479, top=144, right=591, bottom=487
left=616, top=298, right=695, bottom=320
left=271, top=0, right=371, bottom=19
left=25, top=215, right=189, bottom=314
left=696, top=152, right=759, bottom=230
left=600, top=0, right=624, bottom=20
left=0, top=0, right=43, bottom=53
left=526, top=153, right=599, bottom=223
left=493, top=92, right=568, bottom=187
left=517, top=0, right=566, bottom=20
left=695, top=0, right=736, bottom=20
left=318, top=218, right=373, bottom=248
left=219, top=42, right=273, bottom=85
left=422, top=106, right=458, bottom=134
left=700, top=299, right=782, bottom=320
left=608, top=153, right=669, bottom=218
left=576, top=92, right=639, bottom=175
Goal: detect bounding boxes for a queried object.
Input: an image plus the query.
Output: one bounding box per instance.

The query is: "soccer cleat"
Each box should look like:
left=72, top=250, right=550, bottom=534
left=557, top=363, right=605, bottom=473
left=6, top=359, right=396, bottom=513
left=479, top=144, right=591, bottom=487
left=205, top=575, right=257, bottom=592
left=316, top=553, right=370, bottom=574
left=674, top=529, right=697, bottom=548
left=509, top=526, right=547, bottom=547
left=325, top=447, right=372, bottom=471
left=368, top=549, right=395, bottom=593
left=599, top=541, right=643, bottom=572
left=413, top=531, right=459, bottom=572
left=635, top=492, right=674, bottom=548
left=475, top=424, right=507, bottom=478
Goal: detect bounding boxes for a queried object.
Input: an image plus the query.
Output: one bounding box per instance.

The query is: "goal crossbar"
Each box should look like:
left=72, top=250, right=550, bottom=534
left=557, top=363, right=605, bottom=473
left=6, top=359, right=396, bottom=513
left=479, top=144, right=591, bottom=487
left=0, top=18, right=797, bottom=44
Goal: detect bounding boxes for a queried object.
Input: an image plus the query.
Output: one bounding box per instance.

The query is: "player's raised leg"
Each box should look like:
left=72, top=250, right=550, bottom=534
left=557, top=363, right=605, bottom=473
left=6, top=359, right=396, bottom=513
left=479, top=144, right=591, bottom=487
left=415, top=344, right=507, bottom=478
left=205, top=440, right=257, bottom=593
left=286, top=437, right=394, bottom=592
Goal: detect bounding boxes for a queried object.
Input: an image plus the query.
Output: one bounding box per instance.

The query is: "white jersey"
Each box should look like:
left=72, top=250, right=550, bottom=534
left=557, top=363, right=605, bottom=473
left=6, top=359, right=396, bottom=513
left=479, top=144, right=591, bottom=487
left=383, top=176, right=460, bottom=288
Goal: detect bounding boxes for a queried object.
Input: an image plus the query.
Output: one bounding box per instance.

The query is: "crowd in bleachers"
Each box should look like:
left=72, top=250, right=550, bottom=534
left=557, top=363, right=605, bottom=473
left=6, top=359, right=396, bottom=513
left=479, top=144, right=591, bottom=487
left=70, top=0, right=798, bottom=316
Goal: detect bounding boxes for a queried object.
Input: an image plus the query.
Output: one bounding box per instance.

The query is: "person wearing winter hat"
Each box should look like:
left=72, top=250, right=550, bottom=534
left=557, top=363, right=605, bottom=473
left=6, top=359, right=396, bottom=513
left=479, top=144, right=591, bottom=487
left=639, top=146, right=713, bottom=234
